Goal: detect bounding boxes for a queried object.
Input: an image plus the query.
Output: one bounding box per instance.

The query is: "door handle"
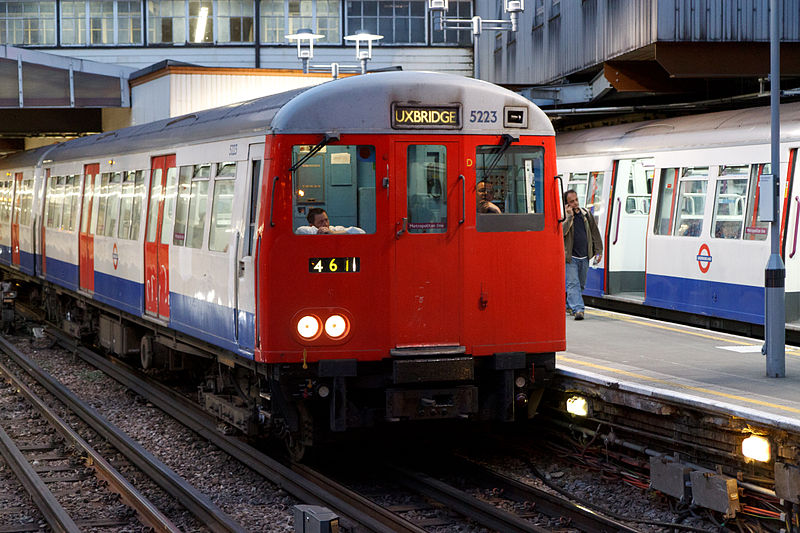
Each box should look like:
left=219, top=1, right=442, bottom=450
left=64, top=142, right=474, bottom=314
left=459, top=174, right=465, bottom=224
left=791, top=196, right=799, bottom=258
left=613, top=197, right=621, bottom=245
left=396, top=217, right=407, bottom=239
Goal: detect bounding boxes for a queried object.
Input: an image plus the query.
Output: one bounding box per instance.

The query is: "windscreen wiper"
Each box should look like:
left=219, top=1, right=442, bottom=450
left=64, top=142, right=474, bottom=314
left=482, top=133, right=519, bottom=179
left=289, top=131, right=340, bottom=173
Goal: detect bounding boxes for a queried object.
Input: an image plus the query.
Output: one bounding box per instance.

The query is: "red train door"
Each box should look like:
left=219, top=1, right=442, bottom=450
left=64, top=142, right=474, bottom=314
left=144, top=155, right=174, bottom=319
left=393, top=140, right=462, bottom=346
left=79, top=164, right=99, bottom=291
left=10, top=173, right=21, bottom=266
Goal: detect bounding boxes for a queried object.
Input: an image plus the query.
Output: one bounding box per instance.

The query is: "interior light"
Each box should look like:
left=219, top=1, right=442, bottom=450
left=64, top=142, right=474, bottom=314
left=298, top=189, right=305, bottom=197
left=194, top=6, right=208, bottom=43
left=324, top=315, right=348, bottom=339
left=297, top=315, right=320, bottom=339
left=742, top=435, right=771, bottom=462
left=514, top=376, right=526, bottom=388
left=566, top=395, right=588, bottom=417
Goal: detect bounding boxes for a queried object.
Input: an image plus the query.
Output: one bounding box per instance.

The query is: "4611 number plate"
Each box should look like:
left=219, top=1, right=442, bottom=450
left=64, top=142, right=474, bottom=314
left=309, top=257, right=360, bottom=273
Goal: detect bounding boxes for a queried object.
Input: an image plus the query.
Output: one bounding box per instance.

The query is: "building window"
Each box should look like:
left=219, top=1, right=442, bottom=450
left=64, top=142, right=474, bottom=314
left=261, top=0, right=341, bottom=44
left=61, top=1, right=142, bottom=46
left=148, top=0, right=187, bottom=44
left=217, top=0, right=254, bottom=42
left=430, top=0, right=471, bottom=45
left=347, top=0, right=426, bottom=44
left=188, top=0, right=214, bottom=43
left=0, top=0, right=56, bottom=45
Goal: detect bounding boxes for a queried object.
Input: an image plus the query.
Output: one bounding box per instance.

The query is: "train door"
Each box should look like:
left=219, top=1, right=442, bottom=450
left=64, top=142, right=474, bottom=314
left=234, top=144, right=263, bottom=352
left=79, top=164, right=99, bottom=292
left=144, top=155, right=175, bottom=319
left=10, top=173, right=21, bottom=267
left=605, top=158, right=654, bottom=297
left=784, top=149, right=800, bottom=325
left=393, top=141, right=461, bottom=346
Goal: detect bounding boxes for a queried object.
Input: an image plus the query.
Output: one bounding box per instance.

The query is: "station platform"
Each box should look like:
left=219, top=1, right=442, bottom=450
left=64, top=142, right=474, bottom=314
left=558, top=308, right=800, bottom=433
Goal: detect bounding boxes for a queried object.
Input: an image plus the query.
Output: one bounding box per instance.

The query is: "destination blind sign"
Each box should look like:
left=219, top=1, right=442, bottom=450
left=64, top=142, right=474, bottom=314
left=392, top=104, right=461, bottom=129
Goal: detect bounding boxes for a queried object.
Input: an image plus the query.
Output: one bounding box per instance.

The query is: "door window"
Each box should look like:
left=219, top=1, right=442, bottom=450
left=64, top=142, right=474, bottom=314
left=674, top=167, right=709, bottom=237
left=712, top=165, right=749, bottom=239
left=744, top=164, right=770, bottom=241
left=407, top=145, right=447, bottom=234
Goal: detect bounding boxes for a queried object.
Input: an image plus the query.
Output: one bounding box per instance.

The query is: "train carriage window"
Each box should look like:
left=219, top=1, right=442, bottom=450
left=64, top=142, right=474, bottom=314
left=407, top=145, right=447, bottom=234
left=118, top=170, right=144, bottom=240
left=673, top=167, right=709, bottom=237
left=586, top=171, right=605, bottom=215
left=145, top=169, right=162, bottom=243
left=160, top=167, right=179, bottom=245
left=185, top=170, right=209, bottom=249
left=743, top=163, right=770, bottom=241
left=712, top=165, right=749, bottom=240
left=209, top=179, right=235, bottom=252
left=292, top=145, right=375, bottom=234
left=95, top=174, right=110, bottom=235
left=475, top=144, right=545, bottom=232
left=64, top=175, right=79, bottom=232
left=566, top=172, right=588, bottom=206
left=246, top=159, right=261, bottom=256
left=0, top=181, right=10, bottom=227
left=173, top=166, right=193, bottom=246
left=46, top=176, right=62, bottom=229
left=654, top=168, right=679, bottom=235
left=19, top=179, right=33, bottom=226
left=129, top=171, right=145, bottom=240
left=103, top=172, right=123, bottom=237
left=216, top=162, right=237, bottom=178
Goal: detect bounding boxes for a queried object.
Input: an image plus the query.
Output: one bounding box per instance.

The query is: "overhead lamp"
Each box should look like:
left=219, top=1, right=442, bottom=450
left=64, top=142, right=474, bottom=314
left=194, top=6, right=209, bottom=43
left=742, top=434, right=771, bottom=462
left=344, top=30, right=384, bottom=73
left=285, top=28, right=324, bottom=73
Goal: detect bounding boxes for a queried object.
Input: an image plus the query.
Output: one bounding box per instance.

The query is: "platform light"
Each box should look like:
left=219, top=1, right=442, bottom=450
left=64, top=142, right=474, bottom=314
left=285, top=28, right=324, bottom=73
left=742, top=434, right=771, bottom=462
left=566, top=395, right=589, bottom=417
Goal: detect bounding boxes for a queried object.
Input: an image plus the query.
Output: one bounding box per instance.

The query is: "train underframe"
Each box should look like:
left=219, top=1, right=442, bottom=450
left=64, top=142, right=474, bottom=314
left=11, top=275, right=556, bottom=460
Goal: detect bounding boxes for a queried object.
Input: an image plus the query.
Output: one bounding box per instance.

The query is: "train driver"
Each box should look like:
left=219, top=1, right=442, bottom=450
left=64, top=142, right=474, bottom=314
left=296, top=208, right=365, bottom=235
left=477, top=180, right=502, bottom=214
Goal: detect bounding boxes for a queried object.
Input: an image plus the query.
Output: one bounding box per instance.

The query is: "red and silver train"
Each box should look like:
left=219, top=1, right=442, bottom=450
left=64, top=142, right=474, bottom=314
left=557, top=101, right=800, bottom=333
left=0, top=71, right=564, bottom=457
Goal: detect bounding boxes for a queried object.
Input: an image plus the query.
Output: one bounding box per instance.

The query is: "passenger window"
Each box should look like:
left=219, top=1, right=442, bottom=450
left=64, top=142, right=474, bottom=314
left=567, top=172, right=588, bottom=206
left=63, top=176, right=79, bottom=232
left=475, top=144, right=545, bottom=232
left=586, top=171, right=604, bottom=215
left=654, top=168, right=679, bottom=235
left=673, top=167, right=708, bottom=237
left=408, top=145, right=447, bottom=233
left=103, top=172, right=122, bottom=237
left=19, top=179, right=33, bottom=226
left=145, top=169, right=162, bottom=243
left=160, top=167, right=178, bottom=245
left=712, top=165, right=749, bottom=239
left=95, top=173, right=110, bottom=235
left=292, top=145, right=376, bottom=234
left=173, top=166, right=193, bottom=246
left=209, top=179, right=235, bottom=252
left=46, top=176, right=62, bottom=229
left=118, top=170, right=145, bottom=240
left=0, top=181, right=11, bottom=226
left=185, top=170, right=209, bottom=249
left=744, top=163, right=770, bottom=241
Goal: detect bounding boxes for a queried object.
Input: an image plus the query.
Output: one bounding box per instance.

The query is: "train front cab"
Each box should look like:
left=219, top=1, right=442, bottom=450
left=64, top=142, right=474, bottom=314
left=258, top=130, right=563, bottom=444
left=561, top=147, right=800, bottom=326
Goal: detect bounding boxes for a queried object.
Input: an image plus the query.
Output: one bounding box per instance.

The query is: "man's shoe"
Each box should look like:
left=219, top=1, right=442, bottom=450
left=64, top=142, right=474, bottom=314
left=574, top=311, right=584, bottom=320
left=566, top=308, right=573, bottom=316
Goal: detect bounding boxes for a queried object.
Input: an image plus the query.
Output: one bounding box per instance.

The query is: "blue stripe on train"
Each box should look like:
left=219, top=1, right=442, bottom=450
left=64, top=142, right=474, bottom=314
left=166, top=292, right=255, bottom=358
left=644, top=273, right=763, bottom=324
left=40, top=256, right=255, bottom=358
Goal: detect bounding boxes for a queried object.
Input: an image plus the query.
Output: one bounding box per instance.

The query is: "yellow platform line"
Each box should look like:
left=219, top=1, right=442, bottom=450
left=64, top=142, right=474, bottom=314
left=560, top=355, right=800, bottom=415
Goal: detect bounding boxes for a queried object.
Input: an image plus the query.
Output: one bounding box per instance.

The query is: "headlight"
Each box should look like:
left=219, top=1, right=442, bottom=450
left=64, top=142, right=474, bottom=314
left=297, top=315, right=321, bottom=339
left=324, top=314, right=348, bottom=339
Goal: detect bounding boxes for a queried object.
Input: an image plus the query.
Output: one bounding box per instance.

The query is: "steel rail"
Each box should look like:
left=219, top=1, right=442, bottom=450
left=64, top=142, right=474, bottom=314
left=47, top=327, right=427, bottom=533
left=0, top=356, right=180, bottom=532
left=0, top=423, right=80, bottom=533
left=0, top=334, right=246, bottom=533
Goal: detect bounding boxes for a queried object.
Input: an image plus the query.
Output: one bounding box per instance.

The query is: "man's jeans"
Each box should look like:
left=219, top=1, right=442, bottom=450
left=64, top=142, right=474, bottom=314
left=566, top=256, right=589, bottom=313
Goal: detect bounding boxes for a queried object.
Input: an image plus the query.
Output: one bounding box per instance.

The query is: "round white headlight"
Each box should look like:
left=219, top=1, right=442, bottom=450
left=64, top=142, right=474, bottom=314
left=297, top=315, right=320, bottom=339
left=324, top=315, right=348, bottom=339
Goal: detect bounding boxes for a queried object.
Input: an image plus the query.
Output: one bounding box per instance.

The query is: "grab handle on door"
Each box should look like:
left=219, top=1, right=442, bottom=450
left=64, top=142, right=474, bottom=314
left=396, top=217, right=407, bottom=239
left=613, top=197, right=621, bottom=245
left=791, top=196, right=800, bottom=258
left=459, top=174, right=465, bottom=224
left=269, top=176, right=279, bottom=227
left=555, top=175, right=566, bottom=223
